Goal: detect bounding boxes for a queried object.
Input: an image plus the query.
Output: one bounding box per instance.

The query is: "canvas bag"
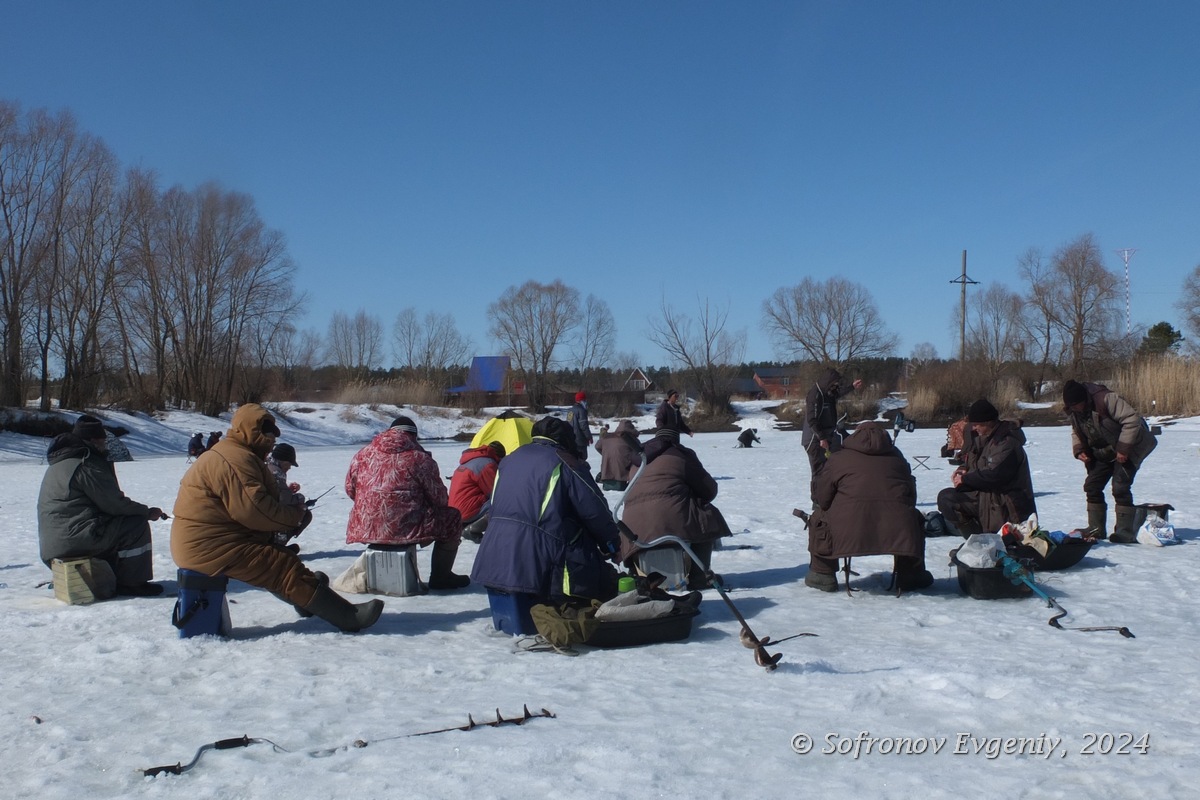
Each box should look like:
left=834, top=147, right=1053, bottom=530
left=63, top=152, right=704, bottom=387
left=530, top=601, right=601, bottom=647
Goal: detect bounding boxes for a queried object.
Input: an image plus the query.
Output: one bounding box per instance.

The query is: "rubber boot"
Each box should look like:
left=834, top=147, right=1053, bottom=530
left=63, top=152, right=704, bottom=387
left=805, top=555, right=838, bottom=592
left=303, top=584, right=384, bottom=632
left=893, top=555, right=934, bottom=591
left=1110, top=505, right=1138, bottom=544
left=1086, top=502, right=1108, bottom=540
left=428, top=539, right=470, bottom=590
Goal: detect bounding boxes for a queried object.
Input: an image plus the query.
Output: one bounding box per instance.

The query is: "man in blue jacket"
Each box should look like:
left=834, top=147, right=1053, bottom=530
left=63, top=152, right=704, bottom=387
left=471, top=416, right=620, bottom=604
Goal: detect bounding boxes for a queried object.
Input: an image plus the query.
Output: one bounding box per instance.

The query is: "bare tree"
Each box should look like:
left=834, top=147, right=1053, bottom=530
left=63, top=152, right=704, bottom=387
left=392, top=308, right=471, bottom=381
left=762, top=276, right=897, bottom=365
left=647, top=296, right=745, bottom=416
left=327, top=309, right=383, bottom=380
left=1020, top=233, right=1121, bottom=374
left=958, top=283, right=1025, bottom=379
left=570, top=294, right=616, bottom=380
left=1176, top=264, right=1200, bottom=354
left=909, top=342, right=938, bottom=367
left=487, top=279, right=579, bottom=410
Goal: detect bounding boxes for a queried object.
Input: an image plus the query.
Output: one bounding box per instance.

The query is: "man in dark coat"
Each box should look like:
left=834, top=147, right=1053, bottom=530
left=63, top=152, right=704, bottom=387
left=654, top=389, right=693, bottom=437
left=801, top=369, right=862, bottom=505
left=567, top=391, right=593, bottom=460
left=37, top=415, right=167, bottom=596
left=805, top=422, right=930, bottom=592
left=736, top=428, right=761, bottom=448
left=596, top=419, right=642, bottom=490
left=470, top=416, right=620, bottom=604
left=937, top=399, right=1036, bottom=537
left=618, top=428, right=732, bottom=590
left=1063, top=379, right=1157, bottom=542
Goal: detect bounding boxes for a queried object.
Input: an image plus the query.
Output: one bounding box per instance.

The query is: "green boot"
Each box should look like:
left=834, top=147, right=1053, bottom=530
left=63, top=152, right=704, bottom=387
left=1086, top=503, right=1108, bottom=540
left=303, top=585, right=385, bottom=632
left=1110, top=505, right=1138, bottom=544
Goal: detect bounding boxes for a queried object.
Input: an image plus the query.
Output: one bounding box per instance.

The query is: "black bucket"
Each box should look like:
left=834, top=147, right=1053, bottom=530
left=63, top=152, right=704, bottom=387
left=949, top=548, right=1031, bottom=600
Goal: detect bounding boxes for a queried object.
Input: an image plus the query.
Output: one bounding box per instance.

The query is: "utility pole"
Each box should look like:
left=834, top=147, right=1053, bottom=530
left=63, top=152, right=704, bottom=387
left=949, top=250, right=979, bottom=360
left=1115, top=248, right=1137, bottom=335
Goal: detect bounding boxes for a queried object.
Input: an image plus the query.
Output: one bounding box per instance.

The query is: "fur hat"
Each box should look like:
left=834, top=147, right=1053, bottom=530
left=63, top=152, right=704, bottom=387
left=1062, top=380, right=1088, bottom=408
left=966, top=399, right=999, bottom=423
left=390, top=415, right=419, bottom=435
left=575, top=391, right=587, bottom=402
left=271, top=443, right=298, bottom=466
left=73, top=415, right=106, bottom=441
left=532, top=416, right=579, bottom=457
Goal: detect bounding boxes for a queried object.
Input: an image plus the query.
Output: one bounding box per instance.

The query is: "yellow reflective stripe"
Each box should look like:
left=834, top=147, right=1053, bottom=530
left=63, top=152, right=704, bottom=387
left=540, top=464, right=561, bottom=520
left=562, top=565, right=571, bottom=596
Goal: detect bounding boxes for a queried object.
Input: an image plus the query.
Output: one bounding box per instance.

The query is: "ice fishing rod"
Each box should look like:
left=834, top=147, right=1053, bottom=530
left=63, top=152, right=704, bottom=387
left=304, top=486, right=335, bottom=509
left=141, top=706, right=556, bottom=777
left=999, top=555, right=1134, bottom=638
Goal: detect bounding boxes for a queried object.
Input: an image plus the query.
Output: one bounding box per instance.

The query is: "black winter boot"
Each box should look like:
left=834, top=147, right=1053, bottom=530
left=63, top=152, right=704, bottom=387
left=1086, top=502, right=1108, bottom=540
left=804, top=571, right=838, bottom=592
left=1110, top=505, right=1138, bottom=544
left=303, top=585, right=384, bottom=632
left=428, top=539, right=470, bottom=590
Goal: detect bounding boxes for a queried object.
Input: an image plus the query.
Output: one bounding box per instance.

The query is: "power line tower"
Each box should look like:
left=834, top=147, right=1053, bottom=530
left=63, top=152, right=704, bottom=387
left=1115, top=248, right=1137, bottom=335
left=949, top=249, right=979, bottom=360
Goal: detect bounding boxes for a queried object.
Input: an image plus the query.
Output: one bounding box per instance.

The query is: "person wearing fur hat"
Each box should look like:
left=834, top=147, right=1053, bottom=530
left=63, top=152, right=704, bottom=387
left=37, top=414, right=168, bottom=596
left=804, top=421, right=931, bottom=593
left=173, top=404, right=382, bottom=632
left=596, top=419, right=643, bottom=490
left=345, top=415, right=467, bottom=590
left=936, top=399, right=1036, bottom=537
left=567, top=391, right=593, bottom=460
left=471, top=416, right=621, bottom=604
left=1062, top=379, right=1157, bottom=542
left=617, top=427, right=732, bottom=590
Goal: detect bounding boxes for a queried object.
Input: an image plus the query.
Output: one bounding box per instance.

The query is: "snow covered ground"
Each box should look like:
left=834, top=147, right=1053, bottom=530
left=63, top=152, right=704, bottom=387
left=1, top=401, right=1197, bottom=799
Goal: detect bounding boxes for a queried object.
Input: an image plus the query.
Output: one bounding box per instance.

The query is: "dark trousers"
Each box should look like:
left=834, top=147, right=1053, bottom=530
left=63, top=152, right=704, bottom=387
left=937, top=487, right=984, bottom=534
left=1084, top=459, right=1139, bottom=506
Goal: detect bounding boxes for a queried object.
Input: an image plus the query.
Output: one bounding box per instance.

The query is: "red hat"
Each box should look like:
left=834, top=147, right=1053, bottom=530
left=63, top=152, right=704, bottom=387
left=575, top=391, right=587, bottom=402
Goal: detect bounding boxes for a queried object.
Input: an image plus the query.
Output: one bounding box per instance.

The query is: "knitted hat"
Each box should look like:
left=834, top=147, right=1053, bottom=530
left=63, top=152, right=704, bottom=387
left=486, top=440, right=507, bottom=458
left=73, top=414, right=106, bottom=441
left=966, top=399, right=999, bottom=423
left=666, top=389, right=679, bottom=399
left=575, top=391, right=587, bottom=402
left=531, top=416, right=579, bottom=457
left=1062, top=380, right=1088, bottom=408
left=390, top=415, right=419, bottom=435
left=271, top=443, right=298, bottom=467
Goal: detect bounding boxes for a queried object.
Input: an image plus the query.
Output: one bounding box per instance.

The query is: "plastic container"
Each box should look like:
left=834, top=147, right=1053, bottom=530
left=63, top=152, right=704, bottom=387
left=635, top=545, right=689, bottom=591
left=950, top=548, right=1032, bottom=600
left=487, top=588, right=539, bottom=635
left=172, top=569, right=232, bottom=638
left=365, top=546, right=423, bottom=597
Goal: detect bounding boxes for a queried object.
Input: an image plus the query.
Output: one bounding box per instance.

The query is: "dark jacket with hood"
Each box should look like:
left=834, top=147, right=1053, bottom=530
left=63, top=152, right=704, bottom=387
left=956, top=419, right=1037, bottom=531
left=808, top=423, right=924, bottom=560
left=470, top=421, right=619, bottom=602
left=37, top=434, right=153, bottom=564
left=596, top=420, right=643, bottom=483
left=617, top=433, right=731, bottom=561
left=802, top=369, right=851, bottom=451
left=1067, top=382, right=1157, bottom=466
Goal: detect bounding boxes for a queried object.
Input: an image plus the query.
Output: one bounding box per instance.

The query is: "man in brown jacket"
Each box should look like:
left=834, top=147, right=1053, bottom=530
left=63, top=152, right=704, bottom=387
left=171, top=404, right=382, bottom=632
left=805, top=422, right=931, bottom=592
left=1063, top=380, right=1157, bottom=542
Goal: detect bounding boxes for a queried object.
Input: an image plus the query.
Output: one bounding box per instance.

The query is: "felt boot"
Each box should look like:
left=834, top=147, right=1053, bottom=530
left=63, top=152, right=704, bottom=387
left=428, top=539, right=470, bottom=590
left=1110, top=505, right=1138, bottom=544
left=303, top=584, right=384, bottom=632
left=1086, top=502, right=1108, bottom=540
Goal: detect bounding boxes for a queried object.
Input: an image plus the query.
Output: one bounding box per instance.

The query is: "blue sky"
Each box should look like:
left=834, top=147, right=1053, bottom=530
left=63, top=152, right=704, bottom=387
left=3, top=1, right=1197, bottom=366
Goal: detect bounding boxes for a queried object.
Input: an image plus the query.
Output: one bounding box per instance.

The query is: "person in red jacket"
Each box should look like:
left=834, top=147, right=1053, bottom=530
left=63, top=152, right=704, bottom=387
left=345, top=416, right=467, bottom=590
left=448, top=441, right=505, bottom=543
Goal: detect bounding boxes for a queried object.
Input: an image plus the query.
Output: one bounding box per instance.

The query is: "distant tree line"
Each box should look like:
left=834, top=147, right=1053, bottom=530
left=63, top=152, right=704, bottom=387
left=8, top=100, right=1200, bottom=418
